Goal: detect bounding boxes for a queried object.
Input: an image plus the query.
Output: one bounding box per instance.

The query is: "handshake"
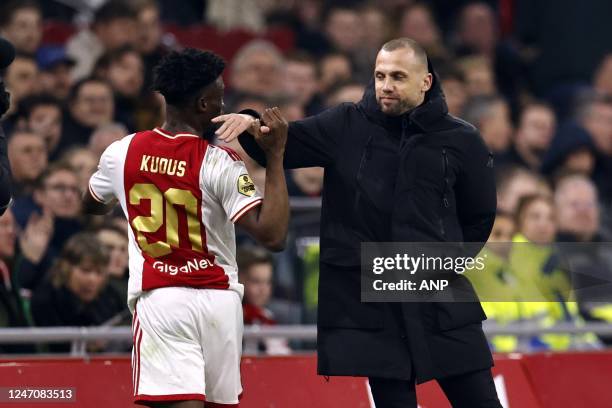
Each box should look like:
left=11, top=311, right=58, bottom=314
left=211, top=107, right=288, bottom=157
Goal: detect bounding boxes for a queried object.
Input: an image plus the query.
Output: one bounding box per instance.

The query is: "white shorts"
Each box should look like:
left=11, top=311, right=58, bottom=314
left=132, top=287, right=243, bottom=406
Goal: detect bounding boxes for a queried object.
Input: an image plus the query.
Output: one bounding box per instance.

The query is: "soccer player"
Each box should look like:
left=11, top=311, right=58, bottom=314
left=83, top=48, right=289, bottom=408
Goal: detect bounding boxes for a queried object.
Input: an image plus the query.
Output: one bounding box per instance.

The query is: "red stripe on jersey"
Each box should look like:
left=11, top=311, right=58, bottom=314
left=88, top=182, right=106, bottom=203
left=123, top=130, right=230, bottom=293
left=132, top=305, right=139, bottom=393
left=135, top=327, right=143, bottom=395
left=231, top=199, right=262, bottom=223
left=217, top=145, right=242, bottom=161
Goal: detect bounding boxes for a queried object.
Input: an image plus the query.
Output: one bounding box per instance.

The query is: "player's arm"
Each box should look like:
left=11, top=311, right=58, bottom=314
left=212, top=105, right=344, bottom=169
left=235, top=108, right=289, bottom=252
left=82, top=142, right=119, bottom=215
left=82, top=190, right=117, bottom=215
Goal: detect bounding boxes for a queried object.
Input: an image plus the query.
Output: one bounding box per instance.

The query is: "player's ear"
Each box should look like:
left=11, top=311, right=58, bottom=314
left=196, top=96, right=208, bottom=113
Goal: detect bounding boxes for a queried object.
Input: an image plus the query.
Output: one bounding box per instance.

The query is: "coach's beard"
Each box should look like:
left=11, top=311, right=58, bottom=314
left=378, top=97, right=414, bottom=117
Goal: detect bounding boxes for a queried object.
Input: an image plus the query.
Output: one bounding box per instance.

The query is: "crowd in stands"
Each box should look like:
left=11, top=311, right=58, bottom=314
left=1, top=0, right=612, bottom=354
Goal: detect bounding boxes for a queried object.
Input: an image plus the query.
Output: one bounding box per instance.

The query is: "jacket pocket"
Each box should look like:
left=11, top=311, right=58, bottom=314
left=317, top=262, right=384, bottom=329
left=434, top=301, right=486, bottom=331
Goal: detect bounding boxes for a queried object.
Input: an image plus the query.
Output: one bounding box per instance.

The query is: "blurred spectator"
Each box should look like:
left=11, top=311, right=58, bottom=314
left=278, top=100, right=305, bottom=122
left=238, top=246, right=291, bottom=355
left=555, top=175, right=612, bottom=333
left=3, top=53, right=39, bottom=117
left=353, top=5, right=391, bottom=83
left=230, top=40, right=284, bottom=98
left=499, top=103, right=556, bottom=171
left=290, top=0, right=332, bottom=57
left=496, top=166, right=549, bottom=213
left=283, top=52, right=322, bottom=115
left=515, top=194, right=556, bottom=245
left=576, top=94, right=612, bottom=156
left=62, top=78, right=114, bottom=150
left=96, top=46, right=144, bottom=131
left=206, top=0, right=266, bottom=32
left=324, top=81, right=365, bottom=107
left=157, top=0, right=205, bottom=25
left=516, top=0, right=612, bottom=97
left=454, top=2, right=497, bottom=59
left=318, top=52, right=352, bottom=94
left=465, top=211, right=516, bottom=303
left=88, top=122, right=127, bottom=159
left=95, top=224, right=128, bottom=303
left=462, top=94, right=513, bottom=155
left=13, top=163, right=84, bottom=290
left=323, top=6, right=362, bottom=55
left=454, top=2, right=523, bottom=112
left=541, top=121, right=596, bottom=180
left=287, top=167, right=324, bottom=197
left=489, top=211, right=516, bottom=244
left=456, top=55, right=496, bottom=98
left=61, top=147, right=98, bottom=194
left=104, top=46, right=144, bottom=100
left=594, top=53, right=612, bottom=97
left=555, top=175, right=601, bottom=242
left=30, top=233, right=125, bottom=352
left=7, top=129, right=48, bottom=197
left=14, top=94, right=63, bottom=160
left=398, top=3, right=449, bottom=64
left=573, top=94, right=612, bottom=204
left=36, top=46, right=76, bottom=101
left=0, top=0, right=42, bottom=55
left=439, top=66, right=467, bottom=117
left=475, top=197, right=598, bottom=352
left=512, top=194, right=572, bottom=303
left=133, top=0, right=170, bottom=93
left=359, top=5, right=391, bottom=53
left=66, top=1, right=138, bottom=81
left=231, top=93, right=268, bottom=115
left=0, top=209, right=34, bottom=353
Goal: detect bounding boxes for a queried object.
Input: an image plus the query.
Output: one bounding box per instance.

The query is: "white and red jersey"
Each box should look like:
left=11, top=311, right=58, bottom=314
left=89, top=127, right=262, bottom=313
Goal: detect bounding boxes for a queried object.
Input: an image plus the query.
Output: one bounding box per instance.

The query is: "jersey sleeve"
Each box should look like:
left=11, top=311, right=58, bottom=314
left=203, top=147, right=263, bottom=223
left=88, top=142, right=119, bottom=204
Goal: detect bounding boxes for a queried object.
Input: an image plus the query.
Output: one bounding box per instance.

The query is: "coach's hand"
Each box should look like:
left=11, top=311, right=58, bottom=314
left=256, top=107, right=287, bottom=158
left=212, top=113, right=262, bottom=143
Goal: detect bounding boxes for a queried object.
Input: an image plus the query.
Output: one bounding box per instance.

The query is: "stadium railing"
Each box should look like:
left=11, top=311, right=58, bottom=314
left=0, top=323, right=611, bottom=356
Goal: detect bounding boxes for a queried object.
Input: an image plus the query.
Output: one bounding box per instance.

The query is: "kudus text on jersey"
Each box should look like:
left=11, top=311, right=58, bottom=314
left=140, top=155, right=187, bottom=177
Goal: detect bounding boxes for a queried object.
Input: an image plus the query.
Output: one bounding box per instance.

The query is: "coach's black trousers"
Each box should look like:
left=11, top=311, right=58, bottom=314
left=369, top=368, right=503, bottom=408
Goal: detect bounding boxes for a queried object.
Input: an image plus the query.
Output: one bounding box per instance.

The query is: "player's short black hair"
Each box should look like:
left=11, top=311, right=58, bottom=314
left=152, top=48, right=226, bottom=107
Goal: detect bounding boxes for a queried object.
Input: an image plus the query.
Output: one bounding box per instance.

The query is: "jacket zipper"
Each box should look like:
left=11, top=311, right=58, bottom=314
left=441, top=148, right=450, bottom=208
left=438, top=218, right=446, bottom=236
left=439, top=148, right=450, bottom=238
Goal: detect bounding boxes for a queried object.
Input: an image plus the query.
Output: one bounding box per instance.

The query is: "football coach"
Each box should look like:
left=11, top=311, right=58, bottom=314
left=215, top=37, right=501, bottom=408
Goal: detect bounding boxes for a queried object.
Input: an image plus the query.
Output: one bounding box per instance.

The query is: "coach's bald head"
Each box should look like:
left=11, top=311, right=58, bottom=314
left=374, top=37, right=432, bottom=116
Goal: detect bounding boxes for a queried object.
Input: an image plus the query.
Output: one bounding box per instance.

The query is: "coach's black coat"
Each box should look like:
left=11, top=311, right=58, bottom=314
left=239, top=60, right=496, bottom=383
